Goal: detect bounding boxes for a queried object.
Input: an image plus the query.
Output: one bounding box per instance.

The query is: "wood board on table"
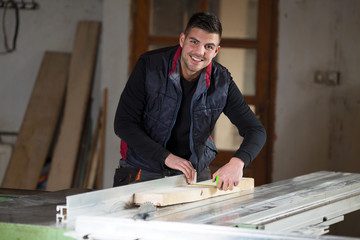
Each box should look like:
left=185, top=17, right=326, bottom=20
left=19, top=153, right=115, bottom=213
left=134, top=177, right=254, bottom=206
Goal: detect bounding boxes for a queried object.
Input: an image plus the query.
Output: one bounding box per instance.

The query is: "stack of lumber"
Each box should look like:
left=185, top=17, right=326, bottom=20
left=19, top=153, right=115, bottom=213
left=1, top=21, right=105, bottom=191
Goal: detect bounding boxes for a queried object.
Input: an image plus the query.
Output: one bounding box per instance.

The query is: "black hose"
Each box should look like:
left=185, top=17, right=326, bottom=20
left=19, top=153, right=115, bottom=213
left=1, top=0, right=19, bottom=53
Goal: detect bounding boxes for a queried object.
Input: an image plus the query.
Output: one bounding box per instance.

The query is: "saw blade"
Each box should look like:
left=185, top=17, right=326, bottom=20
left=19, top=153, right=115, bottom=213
left=134, top=202, right=157, bottom=220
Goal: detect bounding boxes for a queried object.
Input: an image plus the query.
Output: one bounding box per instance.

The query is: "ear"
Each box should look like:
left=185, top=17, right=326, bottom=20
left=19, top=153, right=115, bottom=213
left=179, top=33, right=185, bottom=47
left=213, top=45, right=221, bottom=57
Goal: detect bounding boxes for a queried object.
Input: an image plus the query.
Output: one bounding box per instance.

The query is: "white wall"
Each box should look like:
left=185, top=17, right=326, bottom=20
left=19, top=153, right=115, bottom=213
left=0, top=0, right=131, bottom=189
left=274, top=0, right=360, bottom=181
left=0, top=0, right=103, bottom=132
left=275, top=2, right=360, bottom=235
left=0, top=0, right=105, bottom=188
left=100, top=0, right=131, bottom=188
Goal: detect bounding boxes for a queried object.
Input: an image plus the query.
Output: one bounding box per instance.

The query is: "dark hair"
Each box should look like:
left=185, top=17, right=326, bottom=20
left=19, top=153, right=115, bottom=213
left=184, top=12, right=222, bottom=39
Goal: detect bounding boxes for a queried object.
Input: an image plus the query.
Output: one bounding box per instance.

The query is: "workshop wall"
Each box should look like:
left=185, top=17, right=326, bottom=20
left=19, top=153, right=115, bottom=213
left=274, top=1, right=360, bottom=236
left=100, top=0, right=131, bottom=189
left=273, top=0, right=360, bottom=181
left=0, top=0, right=104, bottom=187
left=0, top=0, right=131, bottom=190
left=0, top=0, right=103, bottom=134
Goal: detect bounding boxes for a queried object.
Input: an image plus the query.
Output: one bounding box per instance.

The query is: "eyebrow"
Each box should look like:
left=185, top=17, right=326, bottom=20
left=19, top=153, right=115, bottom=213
left=189, top=37, right=217, bottom=47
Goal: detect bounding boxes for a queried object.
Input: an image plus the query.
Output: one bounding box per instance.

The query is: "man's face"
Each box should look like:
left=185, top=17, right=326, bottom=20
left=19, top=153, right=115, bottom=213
left=179, top=27, right=220, bottom=81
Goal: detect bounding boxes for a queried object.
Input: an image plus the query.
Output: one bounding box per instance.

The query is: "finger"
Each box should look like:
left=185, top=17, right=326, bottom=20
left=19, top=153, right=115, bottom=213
left=228, top=181, right=234, bottom=191
left=184, top=162, right=195, bottom=183
left=184, top=169, right=192, bottom=182
left=183, top=161, right=194, bottom=175
left=182, top=166, right=192, bottom=183
left=178, top=165, right=190, bottom=180
left=234, top=180, right=239, bottom=187
left=181, top=160, right=191, bottom=171
left=212, top=171, right=220, bottom=182
left=186, top=173, right=192, bottom=184
left=217, top=181, right=222, bottom=190
left=222, top=179, right=229, bottom=191
left=217, top=177, right=223, bottom=190
left=181, top=162, right=195, bottom=184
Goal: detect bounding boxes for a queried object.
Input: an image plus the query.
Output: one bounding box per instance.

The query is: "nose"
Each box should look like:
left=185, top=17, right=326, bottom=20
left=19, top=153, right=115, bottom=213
left=193, top=44, right=205, bottom=56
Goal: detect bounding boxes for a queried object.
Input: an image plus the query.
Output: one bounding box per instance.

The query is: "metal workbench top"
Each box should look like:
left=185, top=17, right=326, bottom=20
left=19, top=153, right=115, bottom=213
left=1, top=171, right=360, bottom=239
left=62, top=171, right=360, bottom=239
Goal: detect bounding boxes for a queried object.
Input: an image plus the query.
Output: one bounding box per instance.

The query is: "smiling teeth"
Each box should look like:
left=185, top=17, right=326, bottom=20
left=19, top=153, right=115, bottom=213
left=191, top=56, right=202, bottom=62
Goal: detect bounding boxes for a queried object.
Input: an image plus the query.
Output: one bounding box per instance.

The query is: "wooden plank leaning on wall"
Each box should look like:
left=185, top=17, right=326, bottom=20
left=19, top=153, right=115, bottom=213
left=2, top=52, right=71, bottom=190
left=46, top=21, right=101, bottom=191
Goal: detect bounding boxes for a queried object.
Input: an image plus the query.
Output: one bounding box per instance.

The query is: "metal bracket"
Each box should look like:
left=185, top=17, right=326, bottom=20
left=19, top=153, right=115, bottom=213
left=56, top=205, right=67, bottom=223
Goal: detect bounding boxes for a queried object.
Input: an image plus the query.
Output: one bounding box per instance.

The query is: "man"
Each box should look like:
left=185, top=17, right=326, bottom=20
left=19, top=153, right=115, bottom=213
left=114, top=12, right=266, bottom=191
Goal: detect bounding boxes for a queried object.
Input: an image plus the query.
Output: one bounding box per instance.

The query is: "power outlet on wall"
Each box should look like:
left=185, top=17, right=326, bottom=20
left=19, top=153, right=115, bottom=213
left=314, top=71, right=340, bottom=86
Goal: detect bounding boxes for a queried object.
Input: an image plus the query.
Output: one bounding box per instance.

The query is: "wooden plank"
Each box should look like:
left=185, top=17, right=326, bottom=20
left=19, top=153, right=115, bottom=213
left=82, top=109, right=102, bottom=189
left=46, top=21, right=101, bottom=191
left=134, top=178, right=254, bottom=206
left=95, top=88, right=108, bottom=189
left=1, top=52, right=70, bottom=190
left=0, top=144, right=12, bottom=186
left=72, top=103, right=92, bottom=188
left=87, top=141, right=100, bottom=189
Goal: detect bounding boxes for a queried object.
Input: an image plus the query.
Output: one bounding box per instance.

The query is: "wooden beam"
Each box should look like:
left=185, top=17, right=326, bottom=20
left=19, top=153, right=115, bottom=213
left=2, top=51, right=70, bottom=190
left=95, top=88, right=108, bottom=189
left=46, top=21, right=101, bottom=191
left=134, top=178, right=254, bottom=206
left=82, top=109, right=102, bottom=189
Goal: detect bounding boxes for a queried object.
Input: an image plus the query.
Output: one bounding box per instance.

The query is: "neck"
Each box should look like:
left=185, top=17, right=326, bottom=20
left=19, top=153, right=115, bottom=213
left=180, top=63, right=201, bottom=82
left=181, top=72, right=200, bottom=82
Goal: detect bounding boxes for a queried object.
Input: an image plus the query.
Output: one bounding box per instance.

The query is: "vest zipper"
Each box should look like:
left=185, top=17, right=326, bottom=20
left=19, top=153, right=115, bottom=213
left=164, top=92, right=182, bottom=146
left=189, top=86, right=209, bottom=170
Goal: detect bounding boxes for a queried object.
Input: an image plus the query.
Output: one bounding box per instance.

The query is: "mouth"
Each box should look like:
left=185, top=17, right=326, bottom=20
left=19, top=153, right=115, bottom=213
left=191, top=55, right=204, bottom=62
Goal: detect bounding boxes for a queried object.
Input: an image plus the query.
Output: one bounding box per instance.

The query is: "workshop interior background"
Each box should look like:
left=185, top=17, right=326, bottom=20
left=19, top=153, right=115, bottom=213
left=0, top=0, right=359, bottom=236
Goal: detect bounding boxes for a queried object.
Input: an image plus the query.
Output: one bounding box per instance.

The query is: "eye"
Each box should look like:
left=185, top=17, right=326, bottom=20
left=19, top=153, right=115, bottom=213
left=205, top=45, right=214, bottom=50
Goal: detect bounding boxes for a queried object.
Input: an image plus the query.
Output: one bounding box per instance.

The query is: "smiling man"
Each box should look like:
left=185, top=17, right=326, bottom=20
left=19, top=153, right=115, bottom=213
left=179, top=27, right=220, bottom=80
left=114, top=12, right=266, bottom=190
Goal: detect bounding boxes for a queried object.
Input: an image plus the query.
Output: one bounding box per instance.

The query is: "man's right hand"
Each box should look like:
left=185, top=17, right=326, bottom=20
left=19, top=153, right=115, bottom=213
left=164, top=153, right=196, bottom=184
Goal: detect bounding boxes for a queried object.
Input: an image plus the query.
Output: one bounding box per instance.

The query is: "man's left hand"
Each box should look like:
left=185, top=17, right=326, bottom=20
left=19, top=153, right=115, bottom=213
left=212, top=157, right=244, bottom=191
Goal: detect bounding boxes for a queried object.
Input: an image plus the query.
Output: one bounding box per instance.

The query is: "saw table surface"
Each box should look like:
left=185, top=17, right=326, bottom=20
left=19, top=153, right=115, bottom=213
left=1, top=171, right=360, bottom=240
left=0, top=188, right=88, bottom=226
left=62, top=171, right=360, bottom=239
left=0, top=188, right=89, bottom=240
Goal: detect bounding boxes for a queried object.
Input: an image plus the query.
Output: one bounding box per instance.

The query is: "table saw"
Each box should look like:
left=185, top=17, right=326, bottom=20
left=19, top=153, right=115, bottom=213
left=1, top=171, right=360, bottom=239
